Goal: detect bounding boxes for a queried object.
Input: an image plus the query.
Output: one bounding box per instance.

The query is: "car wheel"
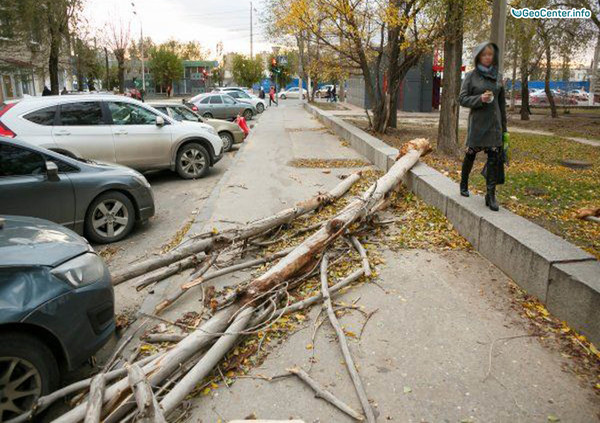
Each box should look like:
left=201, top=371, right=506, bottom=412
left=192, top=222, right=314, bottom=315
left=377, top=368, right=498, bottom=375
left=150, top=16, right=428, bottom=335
left=203, top=112, right=213, bottom=119
left=85, top=191, right=135, bottom=244
left=315, top=92, right=321, bottom=98
left=176, top=143, right=210, bottom=179
left=280, top=94, right=286, bottom=99
left=243, top=109, right=253, bottom=121
left=0, top=333, right=59, bottom=422
left=256, top=103, right=264, bottom=113
left=219, top=132, right=234, bottom=152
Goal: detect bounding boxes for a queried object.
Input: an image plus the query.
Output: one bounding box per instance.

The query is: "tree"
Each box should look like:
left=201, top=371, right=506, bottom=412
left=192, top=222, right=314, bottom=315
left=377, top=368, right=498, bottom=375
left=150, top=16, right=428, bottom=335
left=4, top=0, right=82, bottom=94
left=231, top=54, right=264, bottom=87
left=106, top=20, right=131, bottom=93
left=161, top=39, right=209, bottom=60
left=148, top=44, right=184, bottom=94
left=265, top=0, right=458, bottom=133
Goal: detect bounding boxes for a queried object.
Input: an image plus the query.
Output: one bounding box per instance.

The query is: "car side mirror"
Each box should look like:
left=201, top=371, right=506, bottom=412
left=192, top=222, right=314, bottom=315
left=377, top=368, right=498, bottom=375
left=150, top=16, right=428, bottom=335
left=156, top=116, right=165, bottom=126
left=46, top=161, right=60, bottom=182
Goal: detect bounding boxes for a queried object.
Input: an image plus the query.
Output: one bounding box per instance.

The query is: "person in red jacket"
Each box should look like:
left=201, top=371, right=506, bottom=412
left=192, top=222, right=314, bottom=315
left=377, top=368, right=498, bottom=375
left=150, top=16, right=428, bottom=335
left=269, top=86, right=278, bottom=107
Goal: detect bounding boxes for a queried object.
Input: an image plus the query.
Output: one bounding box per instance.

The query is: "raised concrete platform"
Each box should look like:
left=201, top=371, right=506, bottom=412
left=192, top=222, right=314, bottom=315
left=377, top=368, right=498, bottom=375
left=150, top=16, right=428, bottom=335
left=304, top=102, right=600, bottom=345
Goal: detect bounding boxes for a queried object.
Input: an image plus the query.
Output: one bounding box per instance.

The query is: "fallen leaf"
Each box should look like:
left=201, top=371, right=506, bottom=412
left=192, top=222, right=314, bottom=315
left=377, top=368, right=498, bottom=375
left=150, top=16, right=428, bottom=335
left=403, top=386, right=412, bottom=394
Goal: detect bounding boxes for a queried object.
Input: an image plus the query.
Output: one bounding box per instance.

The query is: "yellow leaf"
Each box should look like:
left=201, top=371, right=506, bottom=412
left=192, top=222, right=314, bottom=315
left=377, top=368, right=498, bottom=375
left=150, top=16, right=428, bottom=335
left=211, top=382, right=219, bottom=389
left=589, top=343, right=600, bottom=357
left=201, top=387, right=211, bottom=396
left=306, top=343, right=313, bottom=350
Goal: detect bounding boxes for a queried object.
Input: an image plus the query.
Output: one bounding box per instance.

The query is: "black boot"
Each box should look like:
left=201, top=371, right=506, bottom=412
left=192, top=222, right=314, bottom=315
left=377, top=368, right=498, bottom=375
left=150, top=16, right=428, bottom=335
left=460, top=153, right=475, bottom=197
left=485, top=151, right=500, bottom=211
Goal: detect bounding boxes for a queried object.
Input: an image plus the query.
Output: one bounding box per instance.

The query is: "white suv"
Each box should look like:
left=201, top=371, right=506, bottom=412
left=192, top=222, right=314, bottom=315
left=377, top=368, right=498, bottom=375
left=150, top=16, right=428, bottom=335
left=0, top=95, right=224, bottom=179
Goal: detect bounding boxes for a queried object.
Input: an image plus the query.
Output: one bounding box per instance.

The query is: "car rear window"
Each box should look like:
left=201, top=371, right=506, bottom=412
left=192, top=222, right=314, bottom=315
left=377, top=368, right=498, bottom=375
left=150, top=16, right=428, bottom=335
left=59, top=102, right=104, bottom=126
left=209, top=96, right=223, bottom=104
left=199, top=97, right=210, bottom=104
left=23, top=106, right=57, bottom=126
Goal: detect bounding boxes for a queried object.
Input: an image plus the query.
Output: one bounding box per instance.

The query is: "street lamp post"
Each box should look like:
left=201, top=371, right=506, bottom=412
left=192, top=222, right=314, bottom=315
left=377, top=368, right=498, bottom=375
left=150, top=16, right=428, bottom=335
left=132, top=2, right=145, bottom=98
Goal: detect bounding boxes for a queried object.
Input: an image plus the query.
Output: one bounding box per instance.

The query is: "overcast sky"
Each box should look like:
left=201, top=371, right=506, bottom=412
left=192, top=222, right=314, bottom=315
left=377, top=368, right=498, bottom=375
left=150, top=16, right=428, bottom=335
left=84, top=0, right=272, bottom=57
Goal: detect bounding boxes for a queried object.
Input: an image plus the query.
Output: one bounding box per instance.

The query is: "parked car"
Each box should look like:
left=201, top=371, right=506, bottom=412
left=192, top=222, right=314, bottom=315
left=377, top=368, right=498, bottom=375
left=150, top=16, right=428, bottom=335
left=224, top=90, right=266, bottom=113
left=279, top=87, right=307, bottom=99
left=0, top=95, right=223, bottom=179
left=315, top=84, right=335, bottom=98
left=0, top=214, right=114, bottom=421
left=0, top=137, right=155, bottom=243
left=151, top=103, right=245, bottom=152
left=189, top=93, right=256, bottom=121
left=568, top=89, right=589, bottom=101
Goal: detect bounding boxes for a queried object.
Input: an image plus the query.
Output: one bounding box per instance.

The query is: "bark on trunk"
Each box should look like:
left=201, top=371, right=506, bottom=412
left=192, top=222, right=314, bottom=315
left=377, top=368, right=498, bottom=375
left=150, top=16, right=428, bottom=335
left=437, top=0, right=465, bottom=156
left=126, top=364, right=167, bottom=423
left=544, top=39, right=557, bottom=118
left=49, top=32, right=61, bottom=95
left=520, top=51, right=530, bottom=121
left=83, top=375, right=105, bottom=423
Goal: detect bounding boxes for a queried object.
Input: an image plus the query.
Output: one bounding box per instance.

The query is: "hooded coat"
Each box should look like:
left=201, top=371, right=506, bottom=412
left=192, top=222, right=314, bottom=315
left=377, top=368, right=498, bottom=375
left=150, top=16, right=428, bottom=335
left=459, top=42, right=507, bottom=148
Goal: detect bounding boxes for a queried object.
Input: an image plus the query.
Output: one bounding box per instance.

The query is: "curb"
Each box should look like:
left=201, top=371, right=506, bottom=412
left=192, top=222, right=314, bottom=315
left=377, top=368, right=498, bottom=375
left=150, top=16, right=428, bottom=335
left=304, top=102, right=600, bottom=345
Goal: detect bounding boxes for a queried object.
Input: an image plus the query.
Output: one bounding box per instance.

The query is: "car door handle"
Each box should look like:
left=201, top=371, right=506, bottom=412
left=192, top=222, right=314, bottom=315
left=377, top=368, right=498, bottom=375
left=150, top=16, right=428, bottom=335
left=114, top=130, right=128, bottom=135
left=55, top=129, right=71, bottom=136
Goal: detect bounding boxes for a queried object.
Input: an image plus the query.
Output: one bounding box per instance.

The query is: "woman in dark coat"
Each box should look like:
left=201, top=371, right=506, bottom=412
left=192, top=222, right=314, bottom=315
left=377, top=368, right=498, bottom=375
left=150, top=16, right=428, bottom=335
left=459, top=41, right=507, bottom=211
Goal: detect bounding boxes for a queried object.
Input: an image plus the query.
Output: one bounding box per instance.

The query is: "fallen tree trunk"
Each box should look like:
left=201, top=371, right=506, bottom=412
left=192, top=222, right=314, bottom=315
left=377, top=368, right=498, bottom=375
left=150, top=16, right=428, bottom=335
left=112, top=172, right=362, bottom=286
left=126, top=364, right=167, bottom=423
left=134, top=253, right=205, bottom=291
left=83, top=374, right=105, bottom=423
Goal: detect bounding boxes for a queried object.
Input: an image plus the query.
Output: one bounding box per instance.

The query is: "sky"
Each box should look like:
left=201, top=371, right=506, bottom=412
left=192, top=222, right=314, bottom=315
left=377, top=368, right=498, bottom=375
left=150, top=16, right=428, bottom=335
left=84, top=0, right=273, bottom=58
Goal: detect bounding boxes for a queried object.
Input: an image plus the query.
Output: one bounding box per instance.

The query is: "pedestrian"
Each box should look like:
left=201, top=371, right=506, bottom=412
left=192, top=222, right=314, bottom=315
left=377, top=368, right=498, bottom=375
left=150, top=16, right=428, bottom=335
left=331, top=85, right=337, bottom=102
left=258, top=86, right=265, bottom=100
left=269, top=86, right=278, bottom=107
left=326, top=86, right=332, bottom=102
left=42, top=85, right=51, bottom=96
left=166, top=84, right=172, bottom=98
left=458, top=41, right=508, bottom=212
left=61, top=86, right=68, bottom=95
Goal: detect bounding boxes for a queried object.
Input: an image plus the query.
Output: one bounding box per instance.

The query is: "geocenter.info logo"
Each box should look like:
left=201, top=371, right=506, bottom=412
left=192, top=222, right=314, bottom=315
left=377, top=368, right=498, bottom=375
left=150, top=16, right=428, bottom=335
left=510, top=7, right=591, bottom=19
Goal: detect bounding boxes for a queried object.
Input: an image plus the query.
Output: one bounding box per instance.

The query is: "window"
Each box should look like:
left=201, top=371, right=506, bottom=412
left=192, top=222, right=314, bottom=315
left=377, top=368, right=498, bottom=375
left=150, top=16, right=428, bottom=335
left=172, top=107, right=198, bottom=121
left=222, top=96, right=235, bottom=105
left=238, top=92, right=250, bottom=99
left=59, top=102, right=104, bottom=126
left=0, top=144, right=45, bottom=176
left=199, top=97, right=210, bottom=104
left=24, top=106, right=57, bottom=126
left=228, top=92, right=240, bottom=98
left=209, top=96, right=223, bottom=104
left=108, top=102, right=157, bottom=125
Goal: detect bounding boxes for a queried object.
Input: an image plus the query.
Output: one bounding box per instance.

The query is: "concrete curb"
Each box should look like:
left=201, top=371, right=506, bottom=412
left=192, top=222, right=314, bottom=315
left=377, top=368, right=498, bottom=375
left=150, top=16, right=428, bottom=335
left=304, top=102, right=600, bottom=345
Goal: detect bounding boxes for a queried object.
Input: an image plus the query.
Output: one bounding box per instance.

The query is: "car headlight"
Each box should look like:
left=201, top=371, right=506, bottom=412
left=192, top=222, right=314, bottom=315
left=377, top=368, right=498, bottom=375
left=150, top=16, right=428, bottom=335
left=51, top=253, right=107, bottom=287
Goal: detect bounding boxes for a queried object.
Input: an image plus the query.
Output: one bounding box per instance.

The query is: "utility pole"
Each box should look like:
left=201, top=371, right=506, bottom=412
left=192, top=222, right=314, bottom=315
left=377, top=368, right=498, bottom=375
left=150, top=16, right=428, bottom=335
left=250, top=1, right=253, bottom=58
left=132, top=2, right=145, bottom=97
left=490, top=0, right=507, bottom=74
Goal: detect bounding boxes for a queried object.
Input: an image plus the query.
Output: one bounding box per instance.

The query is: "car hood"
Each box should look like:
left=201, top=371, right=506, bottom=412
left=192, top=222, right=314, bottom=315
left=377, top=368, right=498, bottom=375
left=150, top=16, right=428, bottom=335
left=0, top=216, right=89, bottom=267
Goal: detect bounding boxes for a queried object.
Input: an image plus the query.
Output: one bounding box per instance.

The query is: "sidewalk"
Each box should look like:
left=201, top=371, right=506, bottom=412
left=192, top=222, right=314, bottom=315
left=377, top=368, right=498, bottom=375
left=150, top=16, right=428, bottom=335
left=168, top=101, right=599, bottom=422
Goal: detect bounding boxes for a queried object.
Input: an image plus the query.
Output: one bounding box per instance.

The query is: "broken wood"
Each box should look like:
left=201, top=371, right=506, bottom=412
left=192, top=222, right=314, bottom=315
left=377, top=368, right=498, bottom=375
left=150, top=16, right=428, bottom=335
left=126, top=363, right=167, bottom=423
left=83, top=374, right=105, bottom=423
left=134, top=253, right=204, bottom=291
left=154, top=247, right=294, bottom=314
left=142, top=333, right=186, bottom=343
left=112, top=172, right=362, bottom=286
left=288, top=366, right=363, bottom=421
left=350, top=236, right=371, bottom=277
left=320, top=255, right=376, bottom=423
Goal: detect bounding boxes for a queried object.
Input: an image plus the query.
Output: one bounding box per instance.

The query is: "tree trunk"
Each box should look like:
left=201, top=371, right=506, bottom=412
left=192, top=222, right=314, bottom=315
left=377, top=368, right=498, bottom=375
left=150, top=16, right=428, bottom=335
left=520, top=52, right=530, bottom=121
left=49, top=30, right=61, bottom=95
left=510, top=41, right=517, bottom=110
left=437, top=0, right=464, bottom=156
left=544, top=38, right=557, bottom=118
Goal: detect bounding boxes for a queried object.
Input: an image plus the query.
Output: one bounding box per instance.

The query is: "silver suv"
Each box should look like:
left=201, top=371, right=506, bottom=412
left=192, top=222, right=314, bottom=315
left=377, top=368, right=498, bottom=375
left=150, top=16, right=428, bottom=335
left=0, top=95, right=224, bottom=179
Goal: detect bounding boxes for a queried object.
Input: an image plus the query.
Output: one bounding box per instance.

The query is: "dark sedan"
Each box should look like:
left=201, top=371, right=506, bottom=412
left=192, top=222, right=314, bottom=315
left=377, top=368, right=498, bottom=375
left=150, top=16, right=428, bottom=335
left=0, top=137, right=155, bottom=244
left=0, top=215, right=114, bottom=422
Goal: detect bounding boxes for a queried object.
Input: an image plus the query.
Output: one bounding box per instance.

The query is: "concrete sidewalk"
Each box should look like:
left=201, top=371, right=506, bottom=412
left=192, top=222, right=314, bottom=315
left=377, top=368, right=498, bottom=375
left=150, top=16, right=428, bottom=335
left=133, top=101, right=598, bottom=422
